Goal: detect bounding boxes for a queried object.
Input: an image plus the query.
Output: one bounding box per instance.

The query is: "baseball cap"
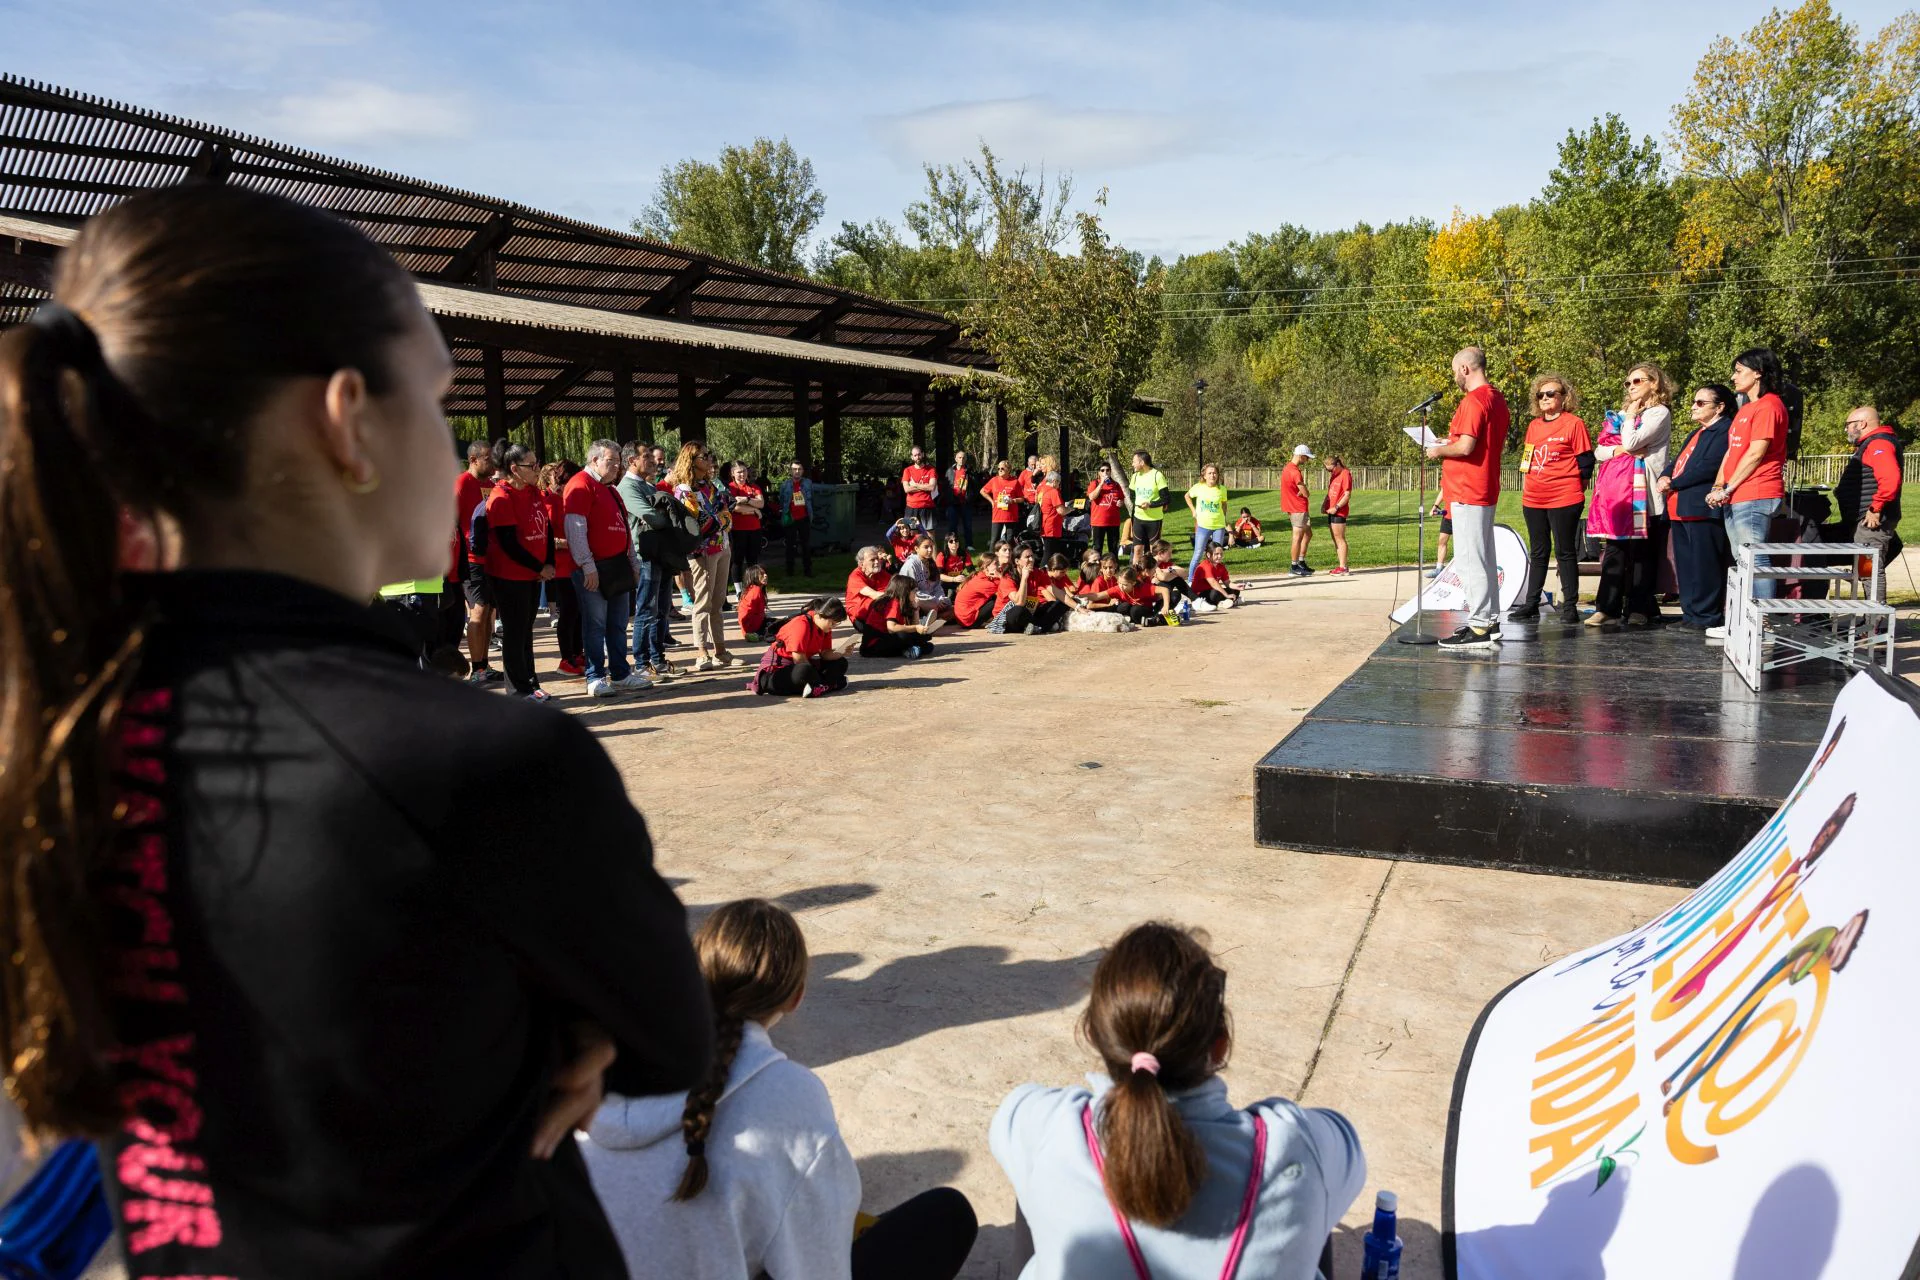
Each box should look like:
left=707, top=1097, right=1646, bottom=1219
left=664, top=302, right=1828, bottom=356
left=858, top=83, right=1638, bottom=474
left=1294, top=444, right=1314, bottom=458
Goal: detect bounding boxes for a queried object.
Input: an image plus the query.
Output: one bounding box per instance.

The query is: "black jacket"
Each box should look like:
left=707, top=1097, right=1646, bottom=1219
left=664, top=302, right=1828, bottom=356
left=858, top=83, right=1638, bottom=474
left=1664, top=417, right=1731, bottom=521
left=100, top=571, right=711, bottom=1278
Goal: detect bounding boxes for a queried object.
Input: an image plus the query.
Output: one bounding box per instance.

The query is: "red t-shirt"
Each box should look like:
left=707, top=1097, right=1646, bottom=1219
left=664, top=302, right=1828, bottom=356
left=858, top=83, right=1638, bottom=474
left=455, top=471, right=488, bottom=561
left=1193, top=560, right=1232, bottom=591
left=868, top=596, right=909, bottom=630
left=1086, top=574, right=1120, bottom=597
left=773, top=613, right=830, bottom=660
left=542, top=491, right=576, bottom=576
left=937, top=551, right=973, bottom=578
left=1725, top=394, right=1788, bottom=504
left=903, top=464, right=938, bottom=510
left=844, top=568, right=891, bottom=623
left=1047, top=569, right=1072, bottom=592
left=786, top=483, right=809, bottom=523
left=1122, top=578, right=1157, bottom=606
left=1038, top=484, right=1065, bottom=537
left=1087, top=480, right=1127, bottom=527
left=954, top=573, right=999, bottom=627
left=1322, top=469, right=1352, bottom=517
left=1280, top=463, right=1309, bottom=514
left=949, top=467, right=971, bottom=501
left=1232, top=515, right=1262, bottom=539
left=982, top=476, right=1023, bottom=523
left=1519, top=414, right=1591, bottom=509
left=484, top=482, right=549, bottom=582
left=1443, top=383, right=1510, bottom=506
left=729, top=481, right=763, bottom=532
left=563, top=470, right=631, bottom=562
left=737, top=583, right=767, bottom=636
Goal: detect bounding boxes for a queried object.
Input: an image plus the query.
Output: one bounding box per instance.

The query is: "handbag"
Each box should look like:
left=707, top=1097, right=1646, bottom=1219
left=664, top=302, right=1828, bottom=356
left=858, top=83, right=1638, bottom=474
left=593, top=553, right=636, bottom=600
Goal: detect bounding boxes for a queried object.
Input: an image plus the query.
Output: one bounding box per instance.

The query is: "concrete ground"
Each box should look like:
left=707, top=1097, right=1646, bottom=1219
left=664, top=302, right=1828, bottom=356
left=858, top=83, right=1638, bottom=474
left=585, top=565, right=1690, bottom=1278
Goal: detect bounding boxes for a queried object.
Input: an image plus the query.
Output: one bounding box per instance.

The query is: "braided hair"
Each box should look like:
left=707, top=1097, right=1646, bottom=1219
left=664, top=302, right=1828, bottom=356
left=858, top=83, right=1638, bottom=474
left=673, top=899, right=809, bottom=1201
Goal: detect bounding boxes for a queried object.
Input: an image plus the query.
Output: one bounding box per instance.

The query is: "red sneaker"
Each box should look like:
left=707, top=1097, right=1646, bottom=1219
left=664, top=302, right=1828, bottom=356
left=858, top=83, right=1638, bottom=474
left=556, top=658, right=585, bottom=677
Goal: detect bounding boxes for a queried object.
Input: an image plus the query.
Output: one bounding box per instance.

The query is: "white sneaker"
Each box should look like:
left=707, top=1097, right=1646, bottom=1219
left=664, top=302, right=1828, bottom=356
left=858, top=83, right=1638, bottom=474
left=1704, top=625, right=1727, bottom=639
left=615, top=671, right=653, bottom=692
left=587, top=678, right=617, bottom=698
left=1191, top=598, right=1216, bottom=614
left=711, top=653, right=741, bottom=669
left=1216, top=598, right=1235, bottom=610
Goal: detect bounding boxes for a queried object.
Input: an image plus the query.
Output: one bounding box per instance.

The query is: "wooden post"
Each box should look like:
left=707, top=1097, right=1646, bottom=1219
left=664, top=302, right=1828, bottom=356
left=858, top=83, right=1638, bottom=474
left=933, top=391, right=955, bottom=467
left=911, top=387, right=928, bottom=450
left=1057, top=422, right=1070, bottom=476
left=822, top=385, right=844, bottom=482
left=530, top=413, right=547, bottom=461
left=612, top=364, right=636, bottom=444
left=677, top=372, right=701, bottom=444
left=1022, top=413, right=1038, bottom=463
left=793, top=382, right=814, bottom=471
left=483, top=347, right=507, bottom=441
left=994, top=402, right=1009, bottom=462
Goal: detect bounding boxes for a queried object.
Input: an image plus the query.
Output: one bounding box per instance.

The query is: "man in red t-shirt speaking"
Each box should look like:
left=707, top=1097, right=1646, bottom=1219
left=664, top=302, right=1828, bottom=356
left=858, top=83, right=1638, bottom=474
left=1426, top=346, right=1510, bottom=649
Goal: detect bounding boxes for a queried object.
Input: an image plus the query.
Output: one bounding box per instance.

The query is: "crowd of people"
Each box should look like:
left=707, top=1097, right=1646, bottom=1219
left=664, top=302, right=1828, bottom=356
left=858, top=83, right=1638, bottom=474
left=1419, top=344, right=1901, bottom=650
left=0, top=184, right=1374, bottom=1280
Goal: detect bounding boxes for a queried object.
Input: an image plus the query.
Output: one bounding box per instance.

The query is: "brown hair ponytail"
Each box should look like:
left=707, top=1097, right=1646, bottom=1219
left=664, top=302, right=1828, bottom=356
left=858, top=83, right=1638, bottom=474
left=1081, top=922, right=1232, bottom=1227
left=0, top=183, right=416, bottom=1143
left=673, top=899, right=808, bottom=1201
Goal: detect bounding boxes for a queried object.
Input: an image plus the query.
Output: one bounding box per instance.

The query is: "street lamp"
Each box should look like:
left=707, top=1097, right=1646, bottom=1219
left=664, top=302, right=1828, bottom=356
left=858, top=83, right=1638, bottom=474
left=1193, top=378, right=1207, bottom=468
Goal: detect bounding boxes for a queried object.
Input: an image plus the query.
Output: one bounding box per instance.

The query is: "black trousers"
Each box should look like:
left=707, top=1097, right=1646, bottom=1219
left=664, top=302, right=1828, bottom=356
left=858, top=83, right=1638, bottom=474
left=1594, top=516, right=1668, bottom=620
left=489, top=576, right=542, bottom=694
left=1521, top=502, right=1583, bottom=609
left=991, top=521, right=1021, bottom=544
left=548, top=576, right=583, bottom=663
left=1041, top=537, right=1070, bottom=564
left=1000, top=600, right=1069, bottom=633
left=1090, top=525, right=1121, bottom=558
left=730, top=529, right=765, bottom=584
left=844, top=1187, right=978, bottom=1280
left=765, top=654, right=849, bottom=695
left=782, top=521, right=812, bottom=574
left=1671, top=518, right=1734, bottom=626
left=860, top=626, right=925, bottom=658
left=1113, top=602, right=1160, bottom=624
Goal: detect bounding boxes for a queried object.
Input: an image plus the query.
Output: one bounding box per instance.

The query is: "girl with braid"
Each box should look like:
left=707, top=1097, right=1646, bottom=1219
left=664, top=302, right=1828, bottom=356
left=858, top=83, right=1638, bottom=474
left=582, top=900, right=979, bottom=1279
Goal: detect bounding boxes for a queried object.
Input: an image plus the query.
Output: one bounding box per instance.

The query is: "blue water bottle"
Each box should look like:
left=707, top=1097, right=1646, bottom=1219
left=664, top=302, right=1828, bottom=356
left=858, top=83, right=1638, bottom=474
left=1360, top=1190, right=1402, bottom=1280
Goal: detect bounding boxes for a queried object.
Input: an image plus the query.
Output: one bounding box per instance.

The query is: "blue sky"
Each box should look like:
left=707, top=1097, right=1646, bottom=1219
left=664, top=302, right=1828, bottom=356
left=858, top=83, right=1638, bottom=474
left=7, top=0, right=1914, bottom=262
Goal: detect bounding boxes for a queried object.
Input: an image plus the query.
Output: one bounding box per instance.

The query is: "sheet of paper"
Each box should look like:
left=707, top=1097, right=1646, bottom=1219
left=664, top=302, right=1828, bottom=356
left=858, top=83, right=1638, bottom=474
left=1403, top=425, right=1441, bottom=447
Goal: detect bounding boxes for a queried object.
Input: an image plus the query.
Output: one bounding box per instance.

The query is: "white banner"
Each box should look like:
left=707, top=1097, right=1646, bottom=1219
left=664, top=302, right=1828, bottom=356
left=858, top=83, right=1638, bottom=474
left=1391, top=523, right=1530, bottom=623
left=1446, top=670, right=1920, bottom=1279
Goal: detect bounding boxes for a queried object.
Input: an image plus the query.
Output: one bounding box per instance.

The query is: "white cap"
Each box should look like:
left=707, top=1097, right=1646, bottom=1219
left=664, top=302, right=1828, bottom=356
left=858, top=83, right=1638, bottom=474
left=1294, top=444, right=1314, bottom=458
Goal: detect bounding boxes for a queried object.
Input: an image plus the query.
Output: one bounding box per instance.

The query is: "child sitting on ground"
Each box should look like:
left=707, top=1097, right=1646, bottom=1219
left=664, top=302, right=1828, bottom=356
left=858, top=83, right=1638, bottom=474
left=862, top=576, right=947, bottom=658
left=1149, top=540, right=1202, bottom=621
left=1190, top=544, right=1241, bottom=609
left=582, top=899, right=978, bottom=1280
left=1230, top=508, right=1264, bottom=548
left=751, top=596, right=855, bottom=697
left=936, top=532, right=975, bottom=587
left=991, top=921, right=1364, bottom=1280
left=737, top=564, right=777, bottom=643
left=1111, top=566, right=1166, bottom=627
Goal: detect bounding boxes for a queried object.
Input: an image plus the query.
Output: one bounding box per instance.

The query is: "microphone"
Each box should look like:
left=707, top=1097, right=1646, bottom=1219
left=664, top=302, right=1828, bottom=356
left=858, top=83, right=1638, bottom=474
left=1404, top=390, right=1444, bottom=416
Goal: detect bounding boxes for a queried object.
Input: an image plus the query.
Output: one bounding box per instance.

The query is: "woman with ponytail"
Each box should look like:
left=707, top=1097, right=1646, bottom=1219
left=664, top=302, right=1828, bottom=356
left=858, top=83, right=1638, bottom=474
left=991, top=922, right=1366, bottom=1279
left=582, top=899, right=978, bottom=1279
left=0, top=184, right=711, bottom=1276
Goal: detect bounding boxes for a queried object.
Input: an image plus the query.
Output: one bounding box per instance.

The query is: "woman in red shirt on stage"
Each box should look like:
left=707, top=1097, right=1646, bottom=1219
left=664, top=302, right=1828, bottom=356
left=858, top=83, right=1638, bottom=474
left=541, top=461, right=584, bottom=676
left=981, top=459, right=1025, bottom=545
left=1511, top=374, right=1592, bottom=623
left=1321, top=456, right=1354, bottom=576
left=1086, top=458, right=1129, bottom=559
left=753, top=596, right=853, bottom=697
left=485, top=444, right=555, bottom=700
left=1710, top=347, right=1793, bottom=602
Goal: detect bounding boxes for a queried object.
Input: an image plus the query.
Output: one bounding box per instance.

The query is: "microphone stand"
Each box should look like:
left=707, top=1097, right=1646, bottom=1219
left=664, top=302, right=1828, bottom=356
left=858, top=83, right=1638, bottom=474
left=1398, top=400, right=1439, bottom=645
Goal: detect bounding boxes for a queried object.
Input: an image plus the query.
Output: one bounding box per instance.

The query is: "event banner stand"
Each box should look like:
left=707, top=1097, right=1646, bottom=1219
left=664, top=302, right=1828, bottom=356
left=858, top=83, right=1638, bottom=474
left=1442, top=667, right=1920, bottom=1279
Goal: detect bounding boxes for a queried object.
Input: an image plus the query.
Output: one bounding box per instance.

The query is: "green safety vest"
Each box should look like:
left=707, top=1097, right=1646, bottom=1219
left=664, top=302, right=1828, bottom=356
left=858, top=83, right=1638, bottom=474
left=378, top=579, right=444, bottom=598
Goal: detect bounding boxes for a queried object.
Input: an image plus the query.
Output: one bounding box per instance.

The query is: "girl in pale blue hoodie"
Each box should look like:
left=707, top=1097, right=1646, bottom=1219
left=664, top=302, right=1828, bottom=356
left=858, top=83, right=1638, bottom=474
left=991, top=922, right=1366, bottom=1280
left=580, top=899, right=977, bottom=1280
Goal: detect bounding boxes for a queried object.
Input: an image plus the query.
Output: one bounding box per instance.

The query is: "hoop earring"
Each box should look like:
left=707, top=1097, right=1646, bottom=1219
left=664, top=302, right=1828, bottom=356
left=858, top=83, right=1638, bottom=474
left=342, top=467, right=381, bottom=497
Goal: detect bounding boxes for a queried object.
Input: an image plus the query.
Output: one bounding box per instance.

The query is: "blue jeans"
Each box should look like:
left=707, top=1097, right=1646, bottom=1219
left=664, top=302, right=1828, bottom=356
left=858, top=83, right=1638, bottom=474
left=1726, top=498, right=1781, bottom=599
left=1188, top=525, right=1228, bottom=580
left=630, top=560, right=674, bottom=667
left=573, top=568, right=631, bottom=683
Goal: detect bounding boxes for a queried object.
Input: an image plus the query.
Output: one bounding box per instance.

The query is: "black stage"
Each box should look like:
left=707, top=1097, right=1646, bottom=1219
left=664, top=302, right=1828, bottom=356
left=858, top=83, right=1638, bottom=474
left=1255, top=610, right=1844, bottom=885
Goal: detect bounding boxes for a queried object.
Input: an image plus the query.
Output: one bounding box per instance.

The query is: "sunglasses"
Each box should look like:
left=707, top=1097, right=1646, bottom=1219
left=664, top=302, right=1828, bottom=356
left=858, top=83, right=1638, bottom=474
left=1626, top=376, right=1648, bottom=386
left=1692, top=398, right=1716, bottom=407
left=1536, top=389, right=1561, bottom=400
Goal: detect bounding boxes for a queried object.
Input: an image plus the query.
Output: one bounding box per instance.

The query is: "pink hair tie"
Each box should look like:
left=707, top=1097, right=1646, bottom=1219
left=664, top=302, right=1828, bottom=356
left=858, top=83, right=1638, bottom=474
left=1129, top=1052, right=1161, bottom=1077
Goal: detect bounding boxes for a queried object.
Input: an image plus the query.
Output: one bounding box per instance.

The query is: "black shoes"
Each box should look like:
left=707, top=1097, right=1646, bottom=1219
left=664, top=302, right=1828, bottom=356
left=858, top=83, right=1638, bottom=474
left=1289, top=561, right=1313, bottom=577
left=1506, top=603, right=1540, bottom=621
left=1438, top=624, right=1501, bottom=650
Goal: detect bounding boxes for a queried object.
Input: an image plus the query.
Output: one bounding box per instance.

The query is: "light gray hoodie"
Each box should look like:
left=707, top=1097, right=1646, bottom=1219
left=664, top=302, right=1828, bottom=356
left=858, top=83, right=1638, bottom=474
left=579, top=1021, right=860, bottom=1280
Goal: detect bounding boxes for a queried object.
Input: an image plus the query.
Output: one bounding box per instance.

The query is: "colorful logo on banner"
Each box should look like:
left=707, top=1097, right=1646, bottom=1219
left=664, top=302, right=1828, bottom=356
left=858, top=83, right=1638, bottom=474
left=1447, top=671, right=1920, bottom=1279
left=1391, top=524, right=1529, bottom=623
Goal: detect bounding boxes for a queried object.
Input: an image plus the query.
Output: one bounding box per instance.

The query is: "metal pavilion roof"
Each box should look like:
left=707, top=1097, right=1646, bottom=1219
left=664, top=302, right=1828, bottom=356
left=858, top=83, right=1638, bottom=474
left=0, top=74, right=992, bottom=419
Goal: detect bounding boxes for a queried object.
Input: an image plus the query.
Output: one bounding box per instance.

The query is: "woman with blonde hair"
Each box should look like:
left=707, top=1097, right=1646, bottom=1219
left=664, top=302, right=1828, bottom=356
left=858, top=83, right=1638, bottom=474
left=1586, top=362, right=1675, bottom=626
left=1511, top=373, right=1593, bottom=623
left=670, top=441, right=739, bottom=669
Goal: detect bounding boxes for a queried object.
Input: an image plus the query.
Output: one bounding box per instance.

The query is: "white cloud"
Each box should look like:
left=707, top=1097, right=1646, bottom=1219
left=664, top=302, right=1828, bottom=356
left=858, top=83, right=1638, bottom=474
left=263, top=81, right=470, bottom=146
left=870, top=96, right=1218, bottom=173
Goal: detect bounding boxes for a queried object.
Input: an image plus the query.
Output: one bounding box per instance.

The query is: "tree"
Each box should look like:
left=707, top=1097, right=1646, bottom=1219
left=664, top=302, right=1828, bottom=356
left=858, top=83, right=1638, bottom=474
left=958, top=192, right=1163, bottom=451
left=637, top=138, right=825, bottom=275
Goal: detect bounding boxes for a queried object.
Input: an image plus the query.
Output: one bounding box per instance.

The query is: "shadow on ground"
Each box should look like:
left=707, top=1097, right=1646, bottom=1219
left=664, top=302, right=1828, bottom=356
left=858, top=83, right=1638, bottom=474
left=779, top=946, right=1100, bottom=1069
left=684, top=882, right=881, bottom=926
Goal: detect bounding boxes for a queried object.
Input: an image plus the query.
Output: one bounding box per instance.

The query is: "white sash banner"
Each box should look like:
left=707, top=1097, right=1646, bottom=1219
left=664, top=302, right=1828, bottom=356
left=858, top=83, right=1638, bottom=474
left=1445, top=669, right=1920, bottom=1279
left=1391, top=523, right=1530, bottom=623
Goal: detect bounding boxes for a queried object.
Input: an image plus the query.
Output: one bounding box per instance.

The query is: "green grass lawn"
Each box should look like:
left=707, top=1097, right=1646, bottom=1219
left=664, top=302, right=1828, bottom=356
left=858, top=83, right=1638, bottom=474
left=756, top=488, right=1920, bottom=596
